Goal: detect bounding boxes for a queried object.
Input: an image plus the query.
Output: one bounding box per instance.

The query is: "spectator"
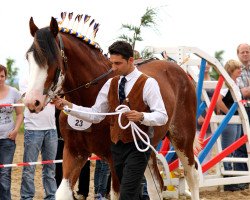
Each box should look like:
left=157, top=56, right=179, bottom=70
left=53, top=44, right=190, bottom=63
left=55, top=108, right=64, bottom=188
left=216, top=59, right=243, bottom=191
left=75, top=160, right=91, bottom=200
left=19, top=77, right=58, bottom=200
left=94, top=160, right=110, bottom=200
left=0, top=64, right=23, bottom=200
left=236, top=43, right=250, bottom=189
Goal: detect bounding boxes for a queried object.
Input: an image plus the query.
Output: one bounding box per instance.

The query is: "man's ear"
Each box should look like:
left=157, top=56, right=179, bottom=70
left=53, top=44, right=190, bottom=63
left=129, top=57, right=134, bottom=64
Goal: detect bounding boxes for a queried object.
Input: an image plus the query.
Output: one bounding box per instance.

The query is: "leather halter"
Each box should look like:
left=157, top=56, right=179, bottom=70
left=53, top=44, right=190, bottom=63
left=42, top=34, right=67, bottom=106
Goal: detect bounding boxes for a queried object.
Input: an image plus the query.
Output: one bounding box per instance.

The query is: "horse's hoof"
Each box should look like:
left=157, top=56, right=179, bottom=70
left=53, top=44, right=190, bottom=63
left=73, top=192, right=87, bottom=200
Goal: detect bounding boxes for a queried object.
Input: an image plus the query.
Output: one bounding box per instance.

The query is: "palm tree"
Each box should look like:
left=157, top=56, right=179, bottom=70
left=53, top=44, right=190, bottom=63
left=210, top=50, right=225, bottom=80
left=214, top=50, right=224, bottom=64
left=118, top=7, right=158, bottom=58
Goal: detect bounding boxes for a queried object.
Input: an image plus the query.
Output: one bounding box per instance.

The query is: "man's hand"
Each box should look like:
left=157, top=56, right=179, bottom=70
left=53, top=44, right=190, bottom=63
left=124, top=110, right=144, bottom=122
left=51, top=96, right=73, bottom=110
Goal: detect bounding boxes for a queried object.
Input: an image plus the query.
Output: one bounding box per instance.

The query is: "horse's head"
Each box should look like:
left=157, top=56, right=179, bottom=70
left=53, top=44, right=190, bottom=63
left=24, top=17, right=65, bottom=113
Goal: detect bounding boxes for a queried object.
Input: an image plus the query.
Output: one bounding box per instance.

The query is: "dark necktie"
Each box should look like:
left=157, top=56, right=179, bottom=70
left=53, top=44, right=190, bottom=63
left=119, top=77, right=127, bottom=104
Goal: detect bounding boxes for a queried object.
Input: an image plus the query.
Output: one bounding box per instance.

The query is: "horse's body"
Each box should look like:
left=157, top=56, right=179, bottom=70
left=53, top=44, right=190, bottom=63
left=24, top=17, right=199, bottom=200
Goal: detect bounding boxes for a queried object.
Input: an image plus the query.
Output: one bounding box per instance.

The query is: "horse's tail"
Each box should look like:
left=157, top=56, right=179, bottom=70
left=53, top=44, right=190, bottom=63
left=193, top=134, right=202, bottom=156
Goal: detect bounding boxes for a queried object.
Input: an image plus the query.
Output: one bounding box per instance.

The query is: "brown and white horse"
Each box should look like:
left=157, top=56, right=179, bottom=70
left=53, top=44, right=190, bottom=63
left=24, top=17, right=200, bottom=200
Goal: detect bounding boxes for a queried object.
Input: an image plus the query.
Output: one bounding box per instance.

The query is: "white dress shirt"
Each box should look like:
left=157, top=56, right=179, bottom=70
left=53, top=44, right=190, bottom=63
left=68, top=68, right=168, bottom=126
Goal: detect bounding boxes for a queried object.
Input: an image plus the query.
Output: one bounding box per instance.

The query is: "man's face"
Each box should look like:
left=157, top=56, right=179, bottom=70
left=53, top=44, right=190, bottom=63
left=237, top=44, right=250, bottom=64
left=110, top=54, right=133, bottom=76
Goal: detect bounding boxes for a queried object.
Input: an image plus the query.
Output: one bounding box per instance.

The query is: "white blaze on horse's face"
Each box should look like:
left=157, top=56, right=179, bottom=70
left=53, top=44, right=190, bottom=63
left=24, top=52, right=48, bottom=112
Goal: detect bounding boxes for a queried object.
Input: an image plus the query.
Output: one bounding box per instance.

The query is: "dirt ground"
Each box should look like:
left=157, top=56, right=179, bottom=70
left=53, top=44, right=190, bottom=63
left=10, top=132, right=250, bottom=200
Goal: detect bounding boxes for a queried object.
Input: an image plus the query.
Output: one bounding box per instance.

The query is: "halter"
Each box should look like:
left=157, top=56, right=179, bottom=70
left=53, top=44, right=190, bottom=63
left=43, top=33, right=113, bottom=103
left=43, top=34, right=67, bottom=104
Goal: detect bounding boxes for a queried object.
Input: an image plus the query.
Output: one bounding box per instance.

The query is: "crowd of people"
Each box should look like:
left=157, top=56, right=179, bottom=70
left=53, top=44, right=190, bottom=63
left=0, top=41, right=250, bottom=200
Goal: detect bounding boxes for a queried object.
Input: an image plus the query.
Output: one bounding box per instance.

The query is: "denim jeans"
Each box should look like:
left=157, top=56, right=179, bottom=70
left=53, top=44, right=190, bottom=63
left=94, top=160, right=110, bottom=197
left=20, top=129, right=58, bottom=200
left=0, top=139, right=16, bottom=200
left=221, top=124, right=241, bottom=170
left=140, top=175, right=149, bottom=199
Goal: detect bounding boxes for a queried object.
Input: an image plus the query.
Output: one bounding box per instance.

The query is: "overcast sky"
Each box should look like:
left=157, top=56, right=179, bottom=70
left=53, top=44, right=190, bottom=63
left=0, top=0, right=250, bottom=79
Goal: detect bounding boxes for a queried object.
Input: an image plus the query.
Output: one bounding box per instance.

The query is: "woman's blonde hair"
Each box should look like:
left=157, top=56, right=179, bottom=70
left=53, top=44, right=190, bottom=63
left=224, top=59, right=241, bottom=76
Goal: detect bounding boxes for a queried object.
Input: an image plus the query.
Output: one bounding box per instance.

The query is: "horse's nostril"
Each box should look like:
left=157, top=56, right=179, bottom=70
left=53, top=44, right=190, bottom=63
left=34, top=100, right=40, bottom=107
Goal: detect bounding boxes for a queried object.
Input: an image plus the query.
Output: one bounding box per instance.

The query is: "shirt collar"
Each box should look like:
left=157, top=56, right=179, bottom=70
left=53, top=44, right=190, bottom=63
left=120, top=68, right=141, bottom=82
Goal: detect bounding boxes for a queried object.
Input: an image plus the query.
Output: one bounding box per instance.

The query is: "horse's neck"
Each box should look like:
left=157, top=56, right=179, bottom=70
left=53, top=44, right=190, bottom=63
left=63, top=36, right=111, bottom=105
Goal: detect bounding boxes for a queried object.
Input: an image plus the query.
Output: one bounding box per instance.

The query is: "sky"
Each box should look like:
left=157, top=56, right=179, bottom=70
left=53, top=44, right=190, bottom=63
left=0, top=0, right=250, bottom=79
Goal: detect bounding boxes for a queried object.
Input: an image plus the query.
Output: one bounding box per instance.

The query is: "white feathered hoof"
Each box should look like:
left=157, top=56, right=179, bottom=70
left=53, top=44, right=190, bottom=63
left=56, top=179, right=74, bottom=200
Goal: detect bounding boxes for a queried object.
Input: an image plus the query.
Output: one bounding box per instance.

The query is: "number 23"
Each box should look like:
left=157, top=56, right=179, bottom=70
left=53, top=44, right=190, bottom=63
left=75, top=119, right=83, bottom=127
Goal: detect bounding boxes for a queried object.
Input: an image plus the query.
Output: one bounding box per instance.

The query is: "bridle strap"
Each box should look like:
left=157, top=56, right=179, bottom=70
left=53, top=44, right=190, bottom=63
left=43, top=34, right=67, bottom=95
left=58, top=34, right=68, bottom=70
left=59, top=68, right=113, bottom=96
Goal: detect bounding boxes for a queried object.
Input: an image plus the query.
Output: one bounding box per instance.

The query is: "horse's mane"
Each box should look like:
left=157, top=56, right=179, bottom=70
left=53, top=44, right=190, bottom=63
left=58, top=27, right=101, bottom=51
left=26, top=27, right=60, bottom=68
left=26, top=26, right=108, bottom=69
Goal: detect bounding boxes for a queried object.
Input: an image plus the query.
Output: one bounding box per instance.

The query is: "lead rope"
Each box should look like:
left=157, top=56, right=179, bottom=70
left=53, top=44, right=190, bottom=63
left=64, top=104, right=173, bottom=186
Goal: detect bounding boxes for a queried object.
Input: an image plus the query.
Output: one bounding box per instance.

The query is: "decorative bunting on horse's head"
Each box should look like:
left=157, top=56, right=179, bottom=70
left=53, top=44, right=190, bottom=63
left=57, top=12, right=100, bottom=49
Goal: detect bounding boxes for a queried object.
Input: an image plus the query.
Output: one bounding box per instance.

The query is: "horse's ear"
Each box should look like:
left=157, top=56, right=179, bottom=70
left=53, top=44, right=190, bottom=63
left=50, top=17, right=59, bottom=37
left=29, top=17, right=39, bottom=37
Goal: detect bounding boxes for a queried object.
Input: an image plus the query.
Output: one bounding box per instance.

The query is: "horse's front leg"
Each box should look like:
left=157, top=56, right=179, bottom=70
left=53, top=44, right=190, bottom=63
left=55, top=146, right=86, bottom=200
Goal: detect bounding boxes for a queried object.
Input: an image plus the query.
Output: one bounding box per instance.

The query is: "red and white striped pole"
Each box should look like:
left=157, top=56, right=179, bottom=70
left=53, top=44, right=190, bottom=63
left=0, top=103, right=25, bottom=107
left=0, top=156, right=101, bottom=168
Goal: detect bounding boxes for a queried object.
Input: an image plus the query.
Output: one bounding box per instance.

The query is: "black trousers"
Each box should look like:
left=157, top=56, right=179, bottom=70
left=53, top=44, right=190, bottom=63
left=233, top=108, right=250, bottom=171
left=55, top=139, right=64, bottom=187
left=77, top=160, right=91, bottom=197
left=111, top=140, right=151, bottom=200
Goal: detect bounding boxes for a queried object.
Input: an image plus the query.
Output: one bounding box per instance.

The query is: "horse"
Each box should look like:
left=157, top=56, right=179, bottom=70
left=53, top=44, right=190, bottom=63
left=23, top=16, right=200, bottom=200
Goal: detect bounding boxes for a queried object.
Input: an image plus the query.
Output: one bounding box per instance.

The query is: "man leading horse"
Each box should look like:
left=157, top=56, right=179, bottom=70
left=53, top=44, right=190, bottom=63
left=53, top=40, right=168, bottom=200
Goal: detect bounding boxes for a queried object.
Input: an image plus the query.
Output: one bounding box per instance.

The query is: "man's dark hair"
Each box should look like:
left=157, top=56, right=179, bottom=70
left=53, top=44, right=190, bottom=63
left=108, top=41, right=133, bottom=60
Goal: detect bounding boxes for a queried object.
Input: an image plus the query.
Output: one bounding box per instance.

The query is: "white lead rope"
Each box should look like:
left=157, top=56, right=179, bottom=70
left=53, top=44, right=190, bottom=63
left=64, top=105, right=173, bottom=185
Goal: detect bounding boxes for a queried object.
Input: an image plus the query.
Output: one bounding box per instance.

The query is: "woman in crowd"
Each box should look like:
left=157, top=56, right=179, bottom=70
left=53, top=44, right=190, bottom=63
left=217, top=59, right=243, bottom=191
left=0, top=64, right=23, bottom=199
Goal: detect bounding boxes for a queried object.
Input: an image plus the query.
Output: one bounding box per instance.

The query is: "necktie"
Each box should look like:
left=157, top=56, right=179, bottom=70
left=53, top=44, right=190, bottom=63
left=119, top=77, right=127, bottom=104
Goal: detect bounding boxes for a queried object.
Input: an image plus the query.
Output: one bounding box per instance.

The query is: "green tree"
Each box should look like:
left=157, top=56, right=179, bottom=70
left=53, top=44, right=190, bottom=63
left=6, top=58, right=19, bottom=87
left=209, top=50, right=225, bottom=80
left=118, top=7, right=158, bottom=58
left=214, top=50, right=224, bottom=64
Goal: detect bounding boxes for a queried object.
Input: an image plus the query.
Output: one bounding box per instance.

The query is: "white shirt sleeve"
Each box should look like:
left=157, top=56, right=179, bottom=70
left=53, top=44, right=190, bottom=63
left=67, top=79, right=111, bottom=123
left=141, top=78, right=168, bottom=126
